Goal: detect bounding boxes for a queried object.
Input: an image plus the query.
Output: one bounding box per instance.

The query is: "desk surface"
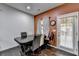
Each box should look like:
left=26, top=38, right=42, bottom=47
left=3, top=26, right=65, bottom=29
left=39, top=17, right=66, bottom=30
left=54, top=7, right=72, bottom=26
left=14, top=35, right=34, bottom=44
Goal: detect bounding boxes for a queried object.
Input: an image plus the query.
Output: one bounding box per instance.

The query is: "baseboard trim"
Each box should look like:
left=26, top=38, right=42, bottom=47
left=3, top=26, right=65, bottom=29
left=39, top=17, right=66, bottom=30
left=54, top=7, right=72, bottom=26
left=47, top=44, right=77, bottom=56
left=0, top=45, right=19, bottom=52
left=47, top=44, right=57, bottom=48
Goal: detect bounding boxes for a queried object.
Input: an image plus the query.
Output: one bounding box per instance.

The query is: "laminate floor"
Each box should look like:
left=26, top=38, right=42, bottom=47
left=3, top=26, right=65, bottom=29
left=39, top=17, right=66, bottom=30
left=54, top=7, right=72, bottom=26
left=0, top=46, right=76, bottom=56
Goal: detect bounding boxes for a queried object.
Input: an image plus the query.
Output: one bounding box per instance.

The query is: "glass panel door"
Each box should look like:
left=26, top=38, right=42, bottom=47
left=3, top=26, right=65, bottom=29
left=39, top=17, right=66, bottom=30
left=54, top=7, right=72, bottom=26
left=59, top=17, right=73, bottom=50
left=57, top=12, right=78, bottom=55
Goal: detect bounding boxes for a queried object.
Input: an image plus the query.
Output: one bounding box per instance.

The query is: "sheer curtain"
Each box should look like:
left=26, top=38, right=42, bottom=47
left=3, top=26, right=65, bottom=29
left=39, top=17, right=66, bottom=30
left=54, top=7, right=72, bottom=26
left=43, top=17, right=49, bottom=37
left=37, top=17, right=49, bottom=36
left=37, top=17, right=49, bottom=46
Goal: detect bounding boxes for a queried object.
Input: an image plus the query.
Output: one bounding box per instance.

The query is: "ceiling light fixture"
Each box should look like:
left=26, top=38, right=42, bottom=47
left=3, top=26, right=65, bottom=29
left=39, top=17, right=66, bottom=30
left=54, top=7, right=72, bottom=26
left=26, top=6, right=31, bottom=10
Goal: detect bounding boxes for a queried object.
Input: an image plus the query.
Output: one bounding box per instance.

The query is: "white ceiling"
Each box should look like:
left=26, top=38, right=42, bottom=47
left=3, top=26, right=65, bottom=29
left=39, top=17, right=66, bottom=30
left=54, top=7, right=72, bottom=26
left=6, top=3, right=63, bottom=15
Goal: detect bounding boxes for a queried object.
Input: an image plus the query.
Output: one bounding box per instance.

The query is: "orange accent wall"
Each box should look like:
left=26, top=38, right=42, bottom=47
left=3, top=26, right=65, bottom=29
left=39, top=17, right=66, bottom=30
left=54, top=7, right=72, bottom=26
left=34, top=3, right=79, bottom=46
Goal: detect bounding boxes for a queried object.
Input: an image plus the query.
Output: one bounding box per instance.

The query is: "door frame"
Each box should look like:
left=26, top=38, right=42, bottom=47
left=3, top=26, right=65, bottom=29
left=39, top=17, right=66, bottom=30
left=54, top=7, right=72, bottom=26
left=57, top=12, right=79, bottom=55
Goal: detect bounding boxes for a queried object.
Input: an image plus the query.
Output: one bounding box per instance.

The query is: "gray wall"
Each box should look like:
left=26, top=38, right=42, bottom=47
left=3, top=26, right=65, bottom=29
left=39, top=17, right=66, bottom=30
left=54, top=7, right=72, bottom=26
left=0, top=4, right=34, bottom=51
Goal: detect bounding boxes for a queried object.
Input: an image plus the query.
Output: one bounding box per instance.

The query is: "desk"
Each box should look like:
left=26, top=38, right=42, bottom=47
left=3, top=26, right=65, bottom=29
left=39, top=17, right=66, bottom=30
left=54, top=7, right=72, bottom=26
left=14, top=35, right=34, bottom=44
left=14, top=35, right=49, bottom=55
left=14, top=35, right=34, bottom=55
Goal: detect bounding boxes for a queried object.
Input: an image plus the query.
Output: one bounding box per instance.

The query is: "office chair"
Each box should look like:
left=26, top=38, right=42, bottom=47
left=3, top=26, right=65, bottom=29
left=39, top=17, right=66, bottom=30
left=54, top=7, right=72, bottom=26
left=20, top=41, right=33, bottom=56
left=25, top=34, right=42, bottom=56
left=48, top=32, right=54, bottom=41
left=20, top=32, right=33, bottom=56
left=21, top=32, right=27, bottom=39
left=40, top=34, right=49, bottom=49
left=32, top=34, right=42, bottom=55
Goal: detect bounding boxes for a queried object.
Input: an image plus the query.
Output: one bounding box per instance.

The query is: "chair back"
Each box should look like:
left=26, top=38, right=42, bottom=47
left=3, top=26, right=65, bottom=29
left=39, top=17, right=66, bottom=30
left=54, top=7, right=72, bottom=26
left=32, top=34, right=42, bottom=51
left=21, top=32, right=27, bottom=39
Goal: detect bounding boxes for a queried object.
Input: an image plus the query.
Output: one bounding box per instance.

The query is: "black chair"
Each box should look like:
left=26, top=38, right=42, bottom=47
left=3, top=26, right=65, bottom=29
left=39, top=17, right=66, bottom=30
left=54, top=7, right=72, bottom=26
left=20, top=41, right=33, bottom=56
left=19, top=32, right=32, bottom=56
left=32, top=34, right=41, bottom=51
left=40, top=35, right=49, bottom=49
left=48, top=32, right=54, bottom=41
left=21, top=32, right=27, bottom=39
left=25, top=34, right=42, bottom=56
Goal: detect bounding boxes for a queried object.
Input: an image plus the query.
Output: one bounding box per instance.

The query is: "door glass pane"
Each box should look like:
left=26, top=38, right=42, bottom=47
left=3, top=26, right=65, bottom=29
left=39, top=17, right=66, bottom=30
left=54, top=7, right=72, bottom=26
left=59, top=16, right=73, bottom=49
left=60, top=18, right=66, bottom=47
left=66, top=17, right=73, bottom=49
